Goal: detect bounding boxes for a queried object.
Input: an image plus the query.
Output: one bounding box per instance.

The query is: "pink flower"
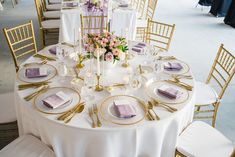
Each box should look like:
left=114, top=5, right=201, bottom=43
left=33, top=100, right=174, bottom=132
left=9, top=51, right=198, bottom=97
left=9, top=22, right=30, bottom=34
left=112, top=48, right=120, bottom=56
left=105, top=52, right=113, bottom=62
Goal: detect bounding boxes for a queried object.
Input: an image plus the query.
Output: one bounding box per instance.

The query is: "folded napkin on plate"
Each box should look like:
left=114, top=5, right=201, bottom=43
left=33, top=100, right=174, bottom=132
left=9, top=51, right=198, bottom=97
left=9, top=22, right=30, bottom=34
left=48, top=46, right=56, bottom=55
left=113, top=100, right=136, bottom=118
left=25, top=67, right=48, bottom=78
left=119, top=4, right=128, bottom=7
left=64, top=2, right=78, bottom=7
left=157, top=85, right=182, bottom=99
left=164, top=62, right=183, bottom=71
left=42, top=91, right=71, bottom=109
left=131, top=43, right=147, bottom=54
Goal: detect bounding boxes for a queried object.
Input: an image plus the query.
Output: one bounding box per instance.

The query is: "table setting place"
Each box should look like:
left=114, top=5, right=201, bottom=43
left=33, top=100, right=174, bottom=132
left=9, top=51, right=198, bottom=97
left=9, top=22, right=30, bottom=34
left=16, top=30, right=194, bottom=129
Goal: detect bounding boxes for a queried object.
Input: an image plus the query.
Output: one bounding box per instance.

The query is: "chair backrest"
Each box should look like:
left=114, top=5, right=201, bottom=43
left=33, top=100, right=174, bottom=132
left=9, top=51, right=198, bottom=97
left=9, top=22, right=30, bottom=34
left=34, top=0, right=44, bottom=27
left=146, top=0, right=158, bottom=19
left=80, top=14, right=108, bottom=37
left=206, top=44, right=235, bottom=99
left=138, top=0, right=147, bottom=19
left=131, top=0, right=139, bottom=10
left=145, top=19, right=175, bottom=51
left=3, top=20, right=37, bottom=72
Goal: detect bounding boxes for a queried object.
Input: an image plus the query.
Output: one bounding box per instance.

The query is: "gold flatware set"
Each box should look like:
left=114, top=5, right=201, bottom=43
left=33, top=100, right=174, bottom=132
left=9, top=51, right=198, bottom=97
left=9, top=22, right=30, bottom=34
left=146, top=101, right=160, bottom=121
left=57, top=102, right=85, bottom=123
left=151, top=99, right=177, bottom=113
left=23, top=85, right=49, bottom=101
left=166, top=79, right=193, bottom=91
left=34, top=53, right=56, bottom=61
left=157, top=56, right=176, bottom=61
left=88, top=104, right=102, bottom=128
left=23, top=60, right=48, bottom=67
left=18, top=82, right=50, bottom=90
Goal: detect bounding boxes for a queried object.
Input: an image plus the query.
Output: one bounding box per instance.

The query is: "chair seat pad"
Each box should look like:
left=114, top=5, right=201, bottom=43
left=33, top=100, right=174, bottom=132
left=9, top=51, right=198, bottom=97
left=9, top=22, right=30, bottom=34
left=0, top=135, right=56, bottom=157
left=0, top=92, right=16, bottom=124
left=195, top=81, right=218, bottom=105
left=43, top=11, right=60, bottom=19
left=177, top=121, right=234, bottom=157
left=41, top=20, right=60, bottom=29
left=48, top=0, right=61, bottom=4
left=136, top=18, right=148, bottom=28
left=46, top=4, right=61, bottom=10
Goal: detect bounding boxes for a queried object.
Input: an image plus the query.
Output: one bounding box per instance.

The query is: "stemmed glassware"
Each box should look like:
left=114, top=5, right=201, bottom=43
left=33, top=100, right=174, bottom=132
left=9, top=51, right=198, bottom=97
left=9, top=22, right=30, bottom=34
left=83, top=70, right=95, bottom=101
left=56, top=44, right=68, bottom=82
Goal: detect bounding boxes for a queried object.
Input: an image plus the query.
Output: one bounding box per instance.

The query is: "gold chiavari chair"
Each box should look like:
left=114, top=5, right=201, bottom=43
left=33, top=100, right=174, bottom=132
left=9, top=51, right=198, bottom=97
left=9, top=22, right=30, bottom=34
left=144, top=19, right=175, bottom=51
left=3, top=20, right=37, bottom=72
left=131, top=0, right=139, bottom=10
left=175, top=121, right=234, bottom=157
left=136, top=0, right=158, bottom=41
left=80, top=15, right=108, bottom=37
left=194, top=44, right=235, bottom=127
left=34, top=0, right=60, bottom=47
left=36, top=0, right=60, bottom=19
left=41, top=0, right=61, bottom=11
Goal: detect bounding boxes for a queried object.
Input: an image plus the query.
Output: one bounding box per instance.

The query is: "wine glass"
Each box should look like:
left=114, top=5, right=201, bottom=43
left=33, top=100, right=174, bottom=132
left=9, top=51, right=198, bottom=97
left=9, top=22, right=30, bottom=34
left=83, top=71, right=95, bottom=101
left=129, top=73, right=142, bottom=90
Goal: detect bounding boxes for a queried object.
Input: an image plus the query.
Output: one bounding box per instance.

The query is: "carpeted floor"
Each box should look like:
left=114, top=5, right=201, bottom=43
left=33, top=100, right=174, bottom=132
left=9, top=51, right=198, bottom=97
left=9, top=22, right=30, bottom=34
left=0, top=0, right=234, bottom=148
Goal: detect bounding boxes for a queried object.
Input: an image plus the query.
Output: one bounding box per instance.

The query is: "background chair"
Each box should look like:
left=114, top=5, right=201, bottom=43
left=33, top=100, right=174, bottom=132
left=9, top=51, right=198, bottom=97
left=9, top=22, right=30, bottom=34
left=36, top=0, right=60, bottom=20
left=194, top=44, right=235, bottom=127
left=136, top=0, right=158, bottom=41
left=175, top=121, right=234, bottom=157
left=3, top=20, right=38, bottom=72
left=144, top=19, right=175, bottom=51
left=0, top=134, right=56, bottom=157
left=35, top=0, right=60, bottom=47
left=0, top=92, right=18, bottom=150
left=80, top=15, right=108, bottom=37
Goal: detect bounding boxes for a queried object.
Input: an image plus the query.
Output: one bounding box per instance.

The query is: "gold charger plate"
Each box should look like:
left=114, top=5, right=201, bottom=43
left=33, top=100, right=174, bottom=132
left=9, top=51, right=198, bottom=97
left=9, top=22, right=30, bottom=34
left=145, top=80, right=189, bottom=105
left=17, top=63, right=57, bottom=83
left=99, top=95, right=147, bottom=125
left=162, top=60, right=190, bottom=75
left=33, top=87, right=81, bottom=114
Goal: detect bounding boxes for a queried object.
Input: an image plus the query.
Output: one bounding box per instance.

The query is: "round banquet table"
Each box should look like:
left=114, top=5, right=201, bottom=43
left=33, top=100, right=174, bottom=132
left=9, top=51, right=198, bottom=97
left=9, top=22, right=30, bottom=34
left=15, top=41, right=195, bottom=157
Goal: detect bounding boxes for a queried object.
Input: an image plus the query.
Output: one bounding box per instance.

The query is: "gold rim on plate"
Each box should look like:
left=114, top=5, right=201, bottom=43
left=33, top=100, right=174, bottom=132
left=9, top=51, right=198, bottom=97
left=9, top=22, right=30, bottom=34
left=99, top=95, right=147, bottom=126
left=162, top=59, right=190, bottom=75
left=17, top=63, right=57, bottom=83
left=145, top=80, right=190, bottom=105
left=33, top=87, right=81, bottom=114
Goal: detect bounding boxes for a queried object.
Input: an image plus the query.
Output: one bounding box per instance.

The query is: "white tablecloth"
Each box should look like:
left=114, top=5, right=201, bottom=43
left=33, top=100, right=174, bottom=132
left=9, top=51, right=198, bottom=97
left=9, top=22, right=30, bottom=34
left=59, top=2, right=137, bottom=43
left=15, top=43, right=195, bottom=157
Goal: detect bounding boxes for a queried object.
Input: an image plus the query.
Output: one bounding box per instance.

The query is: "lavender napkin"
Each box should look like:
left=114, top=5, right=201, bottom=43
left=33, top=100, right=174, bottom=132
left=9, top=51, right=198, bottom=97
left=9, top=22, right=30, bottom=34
left=157, top=85, right=182, bottom=99
left=25, top=67, right=48, bottom=78
left=42, top=91, right=71, bottom=109
left=119, top=4, right=128, bottom=7
left=113, top=100, right=136, bottom=118
left=64, top=2, right=78, bottom=7
left=49, top=46, right=56, bottom=55
left=164, top=62, right=183, bottom=71
left=137, top=43, right=146, bottom=47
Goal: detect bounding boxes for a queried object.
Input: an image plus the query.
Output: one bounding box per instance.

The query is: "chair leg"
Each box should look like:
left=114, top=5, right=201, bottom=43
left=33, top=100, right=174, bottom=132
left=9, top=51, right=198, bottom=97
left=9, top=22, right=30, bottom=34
left=196, top=106, right=201, bottom=112
left=40, top=29, right=45, bottom=48
left=212, top=103, right=219, bottom=127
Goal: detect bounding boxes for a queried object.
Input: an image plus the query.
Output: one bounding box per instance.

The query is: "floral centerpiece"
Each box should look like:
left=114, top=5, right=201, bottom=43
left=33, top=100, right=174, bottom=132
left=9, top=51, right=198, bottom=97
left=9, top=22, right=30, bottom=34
left=84, top=31, right=128, bottom=64
left=84, top=0, right=108, bottom=12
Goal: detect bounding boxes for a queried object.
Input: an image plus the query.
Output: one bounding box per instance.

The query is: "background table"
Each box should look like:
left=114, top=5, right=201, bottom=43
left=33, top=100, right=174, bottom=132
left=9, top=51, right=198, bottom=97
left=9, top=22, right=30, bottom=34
left=15, top=43, right=196, bottom=157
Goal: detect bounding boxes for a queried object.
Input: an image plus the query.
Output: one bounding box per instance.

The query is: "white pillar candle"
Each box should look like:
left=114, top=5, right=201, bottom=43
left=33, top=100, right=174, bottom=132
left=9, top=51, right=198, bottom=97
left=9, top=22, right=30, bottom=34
left=78, top=28, right=82, bottom=53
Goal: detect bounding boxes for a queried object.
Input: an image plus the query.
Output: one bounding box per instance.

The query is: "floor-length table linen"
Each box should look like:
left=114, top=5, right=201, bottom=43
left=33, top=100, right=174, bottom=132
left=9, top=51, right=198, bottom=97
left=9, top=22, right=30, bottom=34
left=15, top=43, right=196, bottom=157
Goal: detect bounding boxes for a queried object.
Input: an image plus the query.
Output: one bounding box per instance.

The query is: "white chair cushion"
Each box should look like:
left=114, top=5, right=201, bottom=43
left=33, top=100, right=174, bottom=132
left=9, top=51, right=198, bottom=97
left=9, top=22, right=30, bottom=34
left=177, top=121, right=234, bottom=157
left=46, top=4, right=61, bottom=11
left=41, top=19, right=60, bottom=29
left=195, top=81, right=218, bottom=105
left=48, top=0, right=61, bottom=4
left=43, top=10, right=60, bottom=19
left=136, top=18, right=148, bottom=28
left=0, top=92, right=16, bottom=123
left=0, top=135, right=56, bottom=157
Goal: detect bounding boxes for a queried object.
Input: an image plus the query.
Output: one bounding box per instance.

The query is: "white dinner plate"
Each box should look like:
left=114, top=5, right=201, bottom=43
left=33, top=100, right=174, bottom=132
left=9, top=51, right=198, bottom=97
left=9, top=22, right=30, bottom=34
left=162, top=60, right=190, bottom=75
left=17, top=63, right=57, bottom=83
left=145, top=80, right=189, bottom=105
left=99, top=95, right=146, bottom=125
left=34, top=87, right=81, bottom=114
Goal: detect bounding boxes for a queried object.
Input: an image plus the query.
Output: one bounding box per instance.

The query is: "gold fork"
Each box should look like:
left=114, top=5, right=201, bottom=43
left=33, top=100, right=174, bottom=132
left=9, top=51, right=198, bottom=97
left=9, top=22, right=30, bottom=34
left=93, top=104, right=102, bottom=127
left=88, top=107, right=96, bottom=128
left=23, top=85, right=49, bottom=101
